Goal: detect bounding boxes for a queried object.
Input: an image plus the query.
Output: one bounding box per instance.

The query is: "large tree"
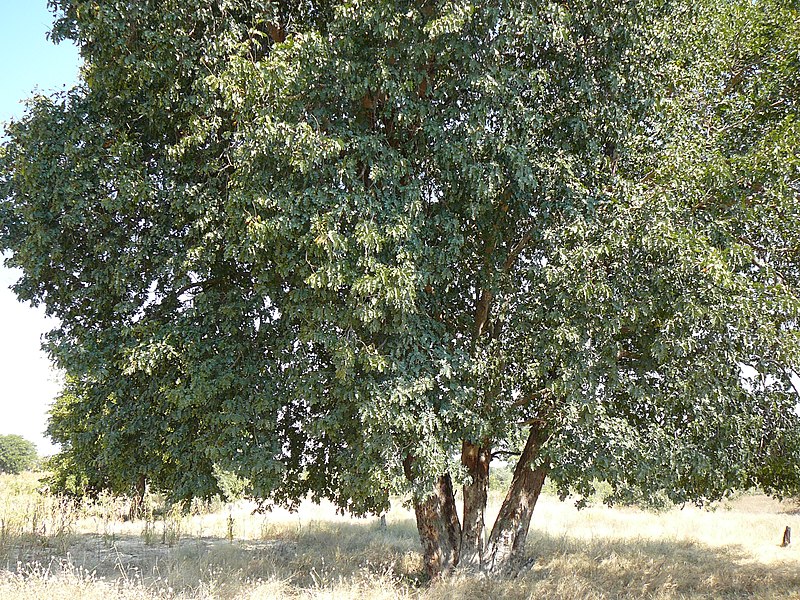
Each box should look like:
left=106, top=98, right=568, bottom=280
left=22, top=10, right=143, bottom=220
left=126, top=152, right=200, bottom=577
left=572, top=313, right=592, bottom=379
left=1, top=0, right=799, bottom=577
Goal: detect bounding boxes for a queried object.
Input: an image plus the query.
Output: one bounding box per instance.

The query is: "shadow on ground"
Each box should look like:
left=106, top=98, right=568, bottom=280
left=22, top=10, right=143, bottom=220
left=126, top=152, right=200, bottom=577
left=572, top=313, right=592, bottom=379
left=501, top=532, right=800, bottom=599
left=4, top=519, right=800, bottom=599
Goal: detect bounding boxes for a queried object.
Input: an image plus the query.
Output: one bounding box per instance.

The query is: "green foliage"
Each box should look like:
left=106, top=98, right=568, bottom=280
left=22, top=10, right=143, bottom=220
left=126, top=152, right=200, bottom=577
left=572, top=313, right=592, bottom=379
left=488, top=464, right=513, bottom=493
left=0, top=0, right=798, bottom=519
left=0, top=435, right=38, bottom=475
left=213, top=464, right=251, bottom=502
left=43, top=447, right=92, bottom=497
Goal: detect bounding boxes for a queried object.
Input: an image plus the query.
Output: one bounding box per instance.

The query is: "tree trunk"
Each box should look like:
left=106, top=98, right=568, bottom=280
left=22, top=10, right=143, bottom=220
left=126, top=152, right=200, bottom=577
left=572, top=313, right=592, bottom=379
left=129, top=474, right=146, bottom=521
left=460, top=440, right=491, bottom=570
left=484, top=425, right=549, bottom=574
left=404, top=457, right=461, bottom=579
left=403, top=425, right=549, bottom=578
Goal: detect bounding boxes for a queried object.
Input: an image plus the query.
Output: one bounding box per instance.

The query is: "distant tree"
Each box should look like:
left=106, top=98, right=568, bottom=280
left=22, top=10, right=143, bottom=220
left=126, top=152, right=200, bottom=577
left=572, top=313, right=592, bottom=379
left=0, top=435, right=38, bottom=474
left=1, top=0, right=799, bottom=578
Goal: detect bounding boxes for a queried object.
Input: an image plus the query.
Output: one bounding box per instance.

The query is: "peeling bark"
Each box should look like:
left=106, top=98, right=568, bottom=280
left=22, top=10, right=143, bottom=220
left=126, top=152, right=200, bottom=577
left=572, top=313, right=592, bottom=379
left=404, top=457, right=461, bottom=579
left=484, top=425, right=549, bottom=574
left=460, top=440, right=491, bottom=570
left=403, top=425, right=549, bottom=578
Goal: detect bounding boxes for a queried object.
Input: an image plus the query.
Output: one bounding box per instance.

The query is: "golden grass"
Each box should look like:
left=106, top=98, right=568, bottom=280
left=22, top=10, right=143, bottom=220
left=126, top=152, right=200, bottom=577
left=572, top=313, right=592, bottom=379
left=2, top=472, right=800, bottom=599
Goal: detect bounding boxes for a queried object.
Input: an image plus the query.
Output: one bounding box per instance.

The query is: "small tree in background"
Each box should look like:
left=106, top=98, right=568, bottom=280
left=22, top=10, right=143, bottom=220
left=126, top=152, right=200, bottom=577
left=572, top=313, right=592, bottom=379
left=0, top=435, right=38, bottom=474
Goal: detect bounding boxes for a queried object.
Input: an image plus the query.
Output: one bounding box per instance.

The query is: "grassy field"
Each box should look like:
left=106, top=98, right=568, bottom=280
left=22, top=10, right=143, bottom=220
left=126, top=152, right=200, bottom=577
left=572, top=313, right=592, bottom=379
left=2, top=472, right=800, bottom=599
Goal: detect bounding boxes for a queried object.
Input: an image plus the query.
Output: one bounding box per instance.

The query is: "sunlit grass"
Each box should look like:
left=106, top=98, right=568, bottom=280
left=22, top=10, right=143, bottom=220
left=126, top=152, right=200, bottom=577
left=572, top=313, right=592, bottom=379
left=2, top=472, right=800, bottom=599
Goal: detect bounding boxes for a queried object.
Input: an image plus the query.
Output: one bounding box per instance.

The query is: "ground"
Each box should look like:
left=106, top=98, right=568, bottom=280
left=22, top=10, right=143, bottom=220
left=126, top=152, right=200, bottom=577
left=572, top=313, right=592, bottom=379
left=1, top=472, right=800, bottom=599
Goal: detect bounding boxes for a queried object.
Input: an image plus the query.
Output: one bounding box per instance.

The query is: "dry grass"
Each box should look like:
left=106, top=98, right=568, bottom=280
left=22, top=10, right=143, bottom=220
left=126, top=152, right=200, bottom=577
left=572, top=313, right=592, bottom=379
left=2, top=472, right=800, bottom=599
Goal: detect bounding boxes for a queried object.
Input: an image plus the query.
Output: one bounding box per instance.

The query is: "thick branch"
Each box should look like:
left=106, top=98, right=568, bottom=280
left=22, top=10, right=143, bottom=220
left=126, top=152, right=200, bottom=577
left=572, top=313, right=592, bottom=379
left=474, top=229, right=534, bottom=340
left=502, top=230, right=534, bottom=272
left=474, top=289, right=493, bottom=339
left=485, top=423, right=550, bottom=574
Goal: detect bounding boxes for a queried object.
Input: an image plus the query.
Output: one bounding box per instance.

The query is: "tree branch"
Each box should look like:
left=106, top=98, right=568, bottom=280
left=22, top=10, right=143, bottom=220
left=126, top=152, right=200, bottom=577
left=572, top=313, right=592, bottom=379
left=503, top=230, right=533, bottom=272
left=491, top=450, right=522, bottom=459
left=173, top=277, right=224, bottom=299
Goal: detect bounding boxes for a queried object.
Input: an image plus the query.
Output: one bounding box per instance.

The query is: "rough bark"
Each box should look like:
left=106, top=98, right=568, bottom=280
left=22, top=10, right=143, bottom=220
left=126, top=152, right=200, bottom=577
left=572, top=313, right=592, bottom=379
left=404, top=457, right=462, bottom=579
left=484, top=425, right=549, bottom=574
left=460, top=440, right=491, bottom=570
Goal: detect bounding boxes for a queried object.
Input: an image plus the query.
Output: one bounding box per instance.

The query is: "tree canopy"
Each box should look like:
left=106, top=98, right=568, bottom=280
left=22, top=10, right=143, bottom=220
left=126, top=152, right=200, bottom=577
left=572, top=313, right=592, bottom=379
left=0, top=434, right=38, bottom=474
left=1, top=0, right=799, bottom=576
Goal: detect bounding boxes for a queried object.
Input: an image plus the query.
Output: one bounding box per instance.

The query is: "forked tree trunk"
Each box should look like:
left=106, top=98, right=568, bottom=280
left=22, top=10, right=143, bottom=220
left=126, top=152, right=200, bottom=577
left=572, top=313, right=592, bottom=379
left=460, top=440, right=491, bottom=570
left=405, top=457, right=462, bottom=579
left=406, top=425, right=549, bottom=579
left=484, top=425, right=549, bottom=574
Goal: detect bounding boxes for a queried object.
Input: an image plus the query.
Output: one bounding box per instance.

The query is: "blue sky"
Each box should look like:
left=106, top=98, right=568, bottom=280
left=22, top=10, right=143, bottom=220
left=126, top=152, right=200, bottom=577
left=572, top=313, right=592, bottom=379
left=1, top=0, right=81, bottom=453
